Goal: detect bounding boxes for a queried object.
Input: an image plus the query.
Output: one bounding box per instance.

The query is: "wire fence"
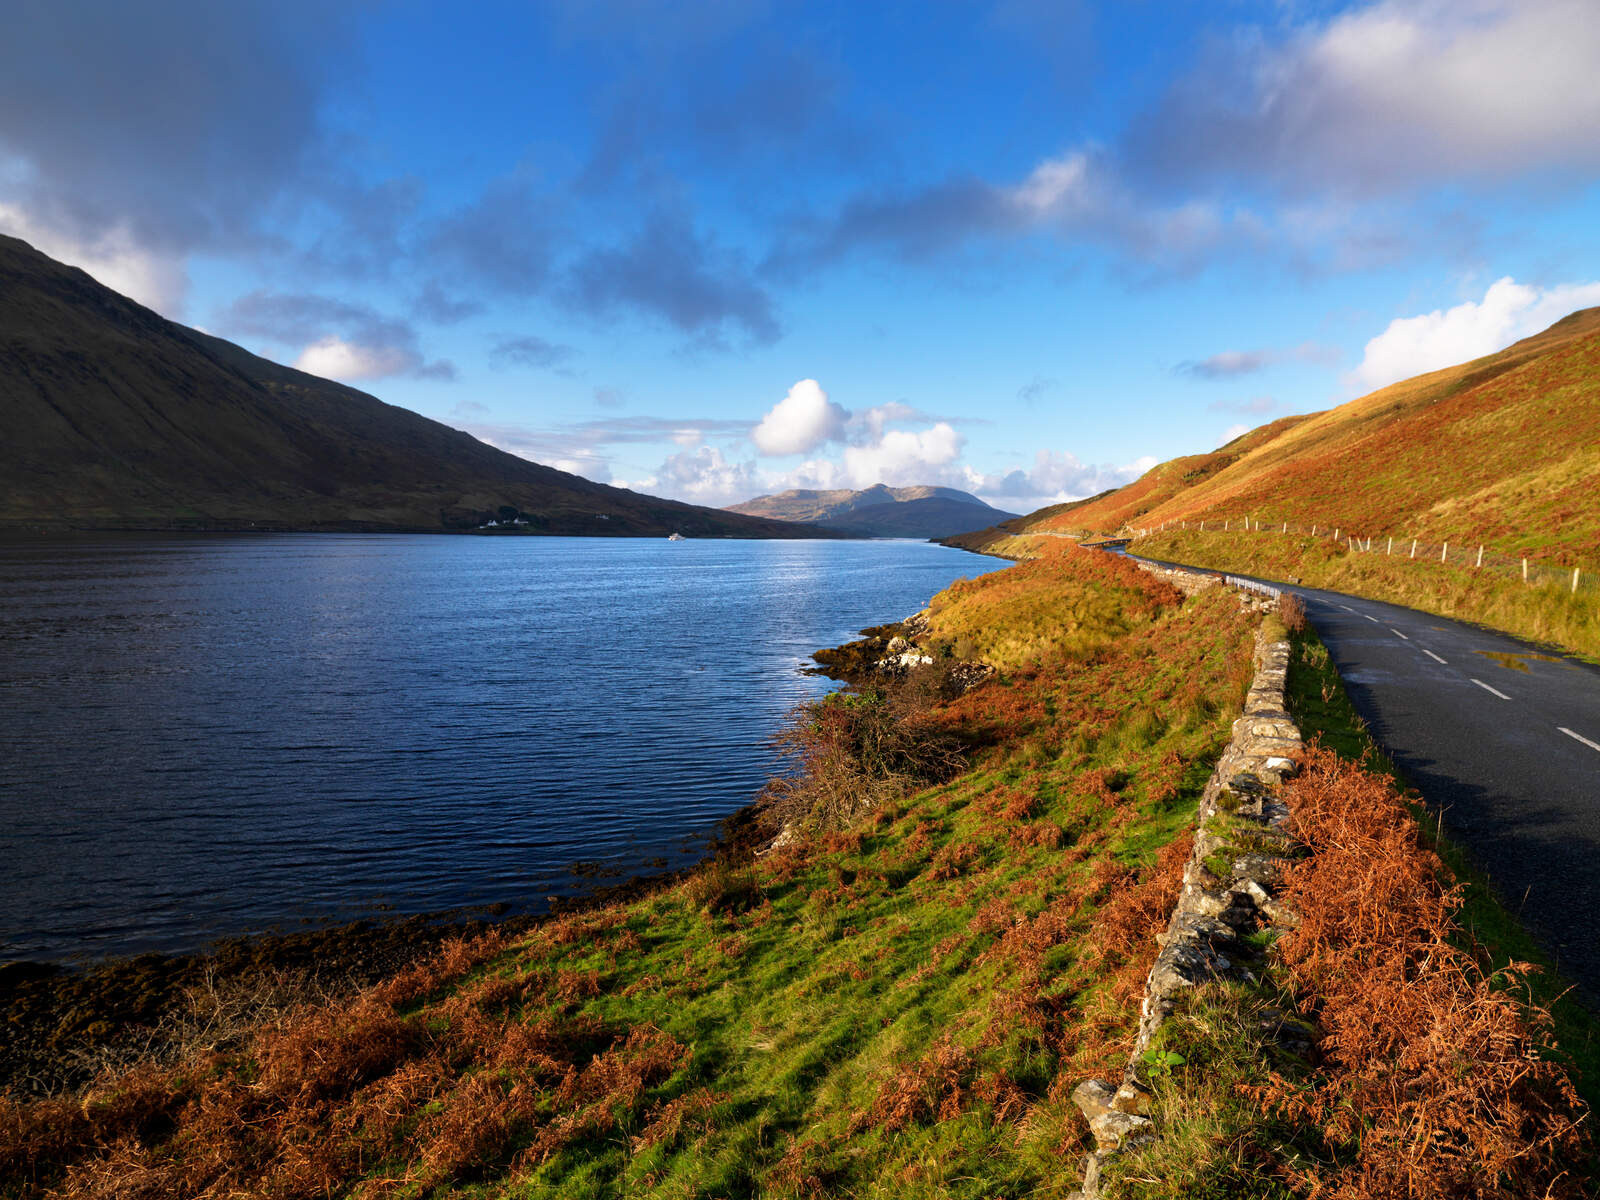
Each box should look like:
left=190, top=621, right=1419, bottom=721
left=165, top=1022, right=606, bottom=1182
left=1128, top=516, right=1597, bottom=598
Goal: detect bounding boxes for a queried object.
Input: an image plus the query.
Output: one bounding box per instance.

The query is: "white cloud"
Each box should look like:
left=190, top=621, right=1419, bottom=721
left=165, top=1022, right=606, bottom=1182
left=840, top=421, right=964, bottom=488
left=750, top=378, right=849, bottom=456
left=623, top=446, right=761, bottom=506
left=958, top=448, right=1156, bottom=515
left=294, top=336, right=420, bottom=382
left=0, top=203, right=188, bottom=315
left=1350, top=276, right=1600, bottom=391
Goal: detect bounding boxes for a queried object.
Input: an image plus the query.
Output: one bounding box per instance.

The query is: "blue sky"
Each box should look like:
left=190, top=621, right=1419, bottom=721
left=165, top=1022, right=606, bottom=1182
left=4, top=0, right=1599, bottom=511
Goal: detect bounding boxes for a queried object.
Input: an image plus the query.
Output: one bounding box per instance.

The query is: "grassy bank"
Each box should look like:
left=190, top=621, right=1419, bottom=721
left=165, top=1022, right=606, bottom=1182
left=1100, top=615, right=1596, bottom=1198
left=2, top=545, right=1258, bottom=1199
left=6, top=544, right=1590, bottom=1198
left=1134, top=528, right=1600, bottom=661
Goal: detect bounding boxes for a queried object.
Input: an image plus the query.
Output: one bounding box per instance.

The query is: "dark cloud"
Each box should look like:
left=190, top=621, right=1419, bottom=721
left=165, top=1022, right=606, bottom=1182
left=1177, top=350, right=1271, bottom=379
left=426, top=171, right=558, bottom=298
left=216, top=290, right=451, bottom=381
left=490, top=335, right=578, bottom=373
left=767, top=177, right=1011, bottom=276
left=1176, top=342, right=1341, bottom=379
left=0, top=0, right=345, bottom=256
left=565, top=210, right=780, bottom=346
left=580, top=41, right=849, bottom=197
left=413, top=281, right=486, bottom=326
left=1017, top=375, right=1059, bottom=404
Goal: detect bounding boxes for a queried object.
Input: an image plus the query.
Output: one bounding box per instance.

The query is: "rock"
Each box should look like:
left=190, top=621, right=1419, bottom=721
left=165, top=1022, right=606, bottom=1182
left=1089, top=1110, right=1155, bottom=1151
left=886, top=635, right=909, bottom=653
left=1112, top=1080, right=1152, bottom=1115
left=1072, top=1078, right=1118, bottom=1123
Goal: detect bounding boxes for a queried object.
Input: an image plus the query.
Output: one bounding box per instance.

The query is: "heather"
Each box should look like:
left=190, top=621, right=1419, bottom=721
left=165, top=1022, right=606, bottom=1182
left=1099, top=618, right=1597, bottom=1199
left=6, top=543, right=1595, bottom=1197
left=1, top=546, right=1257, bottom=1198
left=1031, top=312, right=1600, bottom=567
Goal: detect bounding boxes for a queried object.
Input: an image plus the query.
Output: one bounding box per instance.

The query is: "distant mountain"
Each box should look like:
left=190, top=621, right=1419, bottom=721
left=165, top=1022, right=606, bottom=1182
left=0, top=234, right=827, bottom=538
left=726, top=484, right=1018, bottom=538
left=950, top=307, right=1600, bottom=562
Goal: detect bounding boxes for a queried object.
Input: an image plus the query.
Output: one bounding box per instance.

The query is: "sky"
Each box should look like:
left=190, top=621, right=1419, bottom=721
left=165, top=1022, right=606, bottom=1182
left=4, top=0, right=1599, bottom=513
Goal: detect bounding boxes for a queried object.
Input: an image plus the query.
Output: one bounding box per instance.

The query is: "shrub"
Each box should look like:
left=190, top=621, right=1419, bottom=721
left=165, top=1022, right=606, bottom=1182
left=1278, top=592, right=1307, bottom=633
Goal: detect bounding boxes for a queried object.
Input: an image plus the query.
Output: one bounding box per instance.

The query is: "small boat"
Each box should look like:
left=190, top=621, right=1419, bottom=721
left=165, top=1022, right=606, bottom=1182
left=667, top=532, right=685, bottom=541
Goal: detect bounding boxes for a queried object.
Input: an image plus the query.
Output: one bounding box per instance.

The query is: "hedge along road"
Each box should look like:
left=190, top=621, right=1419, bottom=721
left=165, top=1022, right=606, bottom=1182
left=1131, top=553, right=1600, bottom=1004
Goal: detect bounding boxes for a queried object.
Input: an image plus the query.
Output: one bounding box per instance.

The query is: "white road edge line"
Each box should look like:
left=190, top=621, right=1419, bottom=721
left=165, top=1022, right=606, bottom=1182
left=1471, top=678, right=1511, bottom=700
left=1390, top=628, right=1409, bottom=640
left=1559, top=727, right=1600, bottom=754
left=1422, top=649, right=1447, bottom=664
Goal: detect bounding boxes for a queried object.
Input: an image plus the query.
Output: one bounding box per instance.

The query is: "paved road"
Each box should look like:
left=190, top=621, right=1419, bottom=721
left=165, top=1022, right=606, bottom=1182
left=1138, top=556, right=1600, bottom=999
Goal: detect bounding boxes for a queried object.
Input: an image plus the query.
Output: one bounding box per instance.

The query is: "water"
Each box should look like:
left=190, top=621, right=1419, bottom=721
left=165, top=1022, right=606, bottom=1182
left=0, top=535, right=990, bottom=964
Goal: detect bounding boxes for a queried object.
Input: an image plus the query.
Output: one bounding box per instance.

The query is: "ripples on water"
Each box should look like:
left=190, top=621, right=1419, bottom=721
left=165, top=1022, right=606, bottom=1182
left=0, top=535, right=990, bottom=963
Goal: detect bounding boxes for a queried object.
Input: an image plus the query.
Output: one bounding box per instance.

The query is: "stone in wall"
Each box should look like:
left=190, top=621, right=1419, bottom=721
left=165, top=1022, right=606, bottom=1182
left=1067, top=608, right=1303, bottom=1197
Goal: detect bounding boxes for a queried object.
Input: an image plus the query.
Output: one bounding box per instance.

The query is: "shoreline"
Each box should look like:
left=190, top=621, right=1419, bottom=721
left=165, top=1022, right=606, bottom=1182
left=0, top=643, right=841, bottom=1100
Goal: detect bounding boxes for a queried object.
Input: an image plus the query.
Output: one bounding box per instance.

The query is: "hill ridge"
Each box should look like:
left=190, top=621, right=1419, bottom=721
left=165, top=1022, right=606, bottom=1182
left=0, top=233, right=827, bottom=538
left=964, top=308, right=1600, bottom=565
left=728, top=483, right=1016, bottom=538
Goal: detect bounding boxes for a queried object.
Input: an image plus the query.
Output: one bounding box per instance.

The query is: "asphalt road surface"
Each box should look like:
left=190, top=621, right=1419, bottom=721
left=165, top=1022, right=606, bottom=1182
left=1140, top=557, right=1600, bottom=1000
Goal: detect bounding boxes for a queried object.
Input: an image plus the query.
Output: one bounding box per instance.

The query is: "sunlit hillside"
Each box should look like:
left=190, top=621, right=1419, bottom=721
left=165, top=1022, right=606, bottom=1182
left=1026, top=310, right=1600, bottom=565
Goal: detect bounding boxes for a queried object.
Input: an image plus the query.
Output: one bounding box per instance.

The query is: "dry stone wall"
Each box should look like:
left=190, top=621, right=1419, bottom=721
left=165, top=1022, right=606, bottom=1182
left=1068, top=608, right=1303, bottom=1198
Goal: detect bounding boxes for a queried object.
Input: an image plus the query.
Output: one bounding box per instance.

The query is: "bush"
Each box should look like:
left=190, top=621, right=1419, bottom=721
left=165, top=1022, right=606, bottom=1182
left=1278, top=592, right=1307, bottom=633
left=765, top=674, right=967, bottom=833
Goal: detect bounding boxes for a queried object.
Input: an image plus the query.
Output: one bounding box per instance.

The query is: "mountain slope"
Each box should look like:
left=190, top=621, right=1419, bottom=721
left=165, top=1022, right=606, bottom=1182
left=727, top=484, right=1017, bottom=538
left=0, top=234, right=823, bottom=537
left=992, top=310, right=1600, bottom=564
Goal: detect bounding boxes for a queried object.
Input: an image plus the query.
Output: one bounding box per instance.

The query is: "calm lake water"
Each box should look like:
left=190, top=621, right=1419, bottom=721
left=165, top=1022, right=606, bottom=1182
left=0, top=535, right=990, bottom=965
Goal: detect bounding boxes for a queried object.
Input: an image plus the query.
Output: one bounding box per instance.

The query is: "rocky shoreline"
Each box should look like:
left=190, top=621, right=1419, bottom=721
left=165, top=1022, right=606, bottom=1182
left=809, top=607, right=993, bottom=692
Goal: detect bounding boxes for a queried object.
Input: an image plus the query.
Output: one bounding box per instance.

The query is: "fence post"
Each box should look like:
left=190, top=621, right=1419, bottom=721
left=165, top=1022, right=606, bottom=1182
left=1410, top=539, right=1417, bottom=559
left=1575, top=568, right=1582, bottom=595
left=1523, top=558, right=1528, bottom=583
left=1282, top=522, right=1287, bottom=534
left=1226, top=519, right=1230, bottom=531
left=1334, top=527, right=1339, bottom=542
left=1476, top=545, right=1483, bottom=568
left=1442, top=542, right=1448, bottom=563
left=1312, top=524, right=1317, bottom=536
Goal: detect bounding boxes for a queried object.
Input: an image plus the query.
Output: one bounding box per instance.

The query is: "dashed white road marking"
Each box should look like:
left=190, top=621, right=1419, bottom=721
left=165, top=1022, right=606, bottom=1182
left=1390, top=628, right=1409, bottom=640
left=1559, top=727, right=1600, bottom=754
left=1471, top=678, right=1511, bottom=700
left=1339, top=604, right=1356, bottom=612
left=1364, top=614, right=1380, bottom=623
left=1421, top=649, right=1447, bottom=664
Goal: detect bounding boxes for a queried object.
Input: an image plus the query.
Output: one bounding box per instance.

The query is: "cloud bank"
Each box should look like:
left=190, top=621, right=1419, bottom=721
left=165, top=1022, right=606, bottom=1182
left=1351, top=276, right=1600, bottom=392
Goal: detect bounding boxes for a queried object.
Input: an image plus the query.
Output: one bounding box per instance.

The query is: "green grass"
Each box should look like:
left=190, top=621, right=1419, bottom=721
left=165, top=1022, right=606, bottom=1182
left=1135, top=529, right=1600, bottom=662
left=3, top=552, right=1262, bottom=1199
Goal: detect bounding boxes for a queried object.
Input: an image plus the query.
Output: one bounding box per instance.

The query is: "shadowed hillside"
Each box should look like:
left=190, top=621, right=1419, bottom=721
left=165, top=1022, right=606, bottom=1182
left=0, top=235, right=825, bottom=538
